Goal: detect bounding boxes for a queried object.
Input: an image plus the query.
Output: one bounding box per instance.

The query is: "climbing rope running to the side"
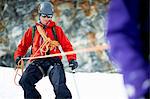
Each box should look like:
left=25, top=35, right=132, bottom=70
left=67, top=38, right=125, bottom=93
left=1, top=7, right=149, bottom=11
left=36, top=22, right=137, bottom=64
left=22, top=45, right=109, bottom=60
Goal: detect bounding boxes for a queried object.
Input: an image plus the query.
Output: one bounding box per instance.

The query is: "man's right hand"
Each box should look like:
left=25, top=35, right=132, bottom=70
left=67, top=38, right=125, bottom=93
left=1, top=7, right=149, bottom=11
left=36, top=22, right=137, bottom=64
left=15, top=56, right=22, bottom=65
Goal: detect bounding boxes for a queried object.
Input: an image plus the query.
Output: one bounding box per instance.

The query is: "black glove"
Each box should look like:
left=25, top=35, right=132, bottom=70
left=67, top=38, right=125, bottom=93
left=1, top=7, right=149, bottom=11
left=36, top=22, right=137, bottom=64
left=69, top=60, right=78, bottom=70
left=15, top=56, right=22, bottom=65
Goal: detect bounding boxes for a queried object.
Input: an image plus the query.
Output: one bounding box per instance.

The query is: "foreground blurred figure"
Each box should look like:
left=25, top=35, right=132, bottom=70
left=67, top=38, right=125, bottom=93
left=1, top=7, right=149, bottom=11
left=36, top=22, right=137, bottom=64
left=14, top=2, right=78, bottom=99
left=106, top=0, right=149, bottom=99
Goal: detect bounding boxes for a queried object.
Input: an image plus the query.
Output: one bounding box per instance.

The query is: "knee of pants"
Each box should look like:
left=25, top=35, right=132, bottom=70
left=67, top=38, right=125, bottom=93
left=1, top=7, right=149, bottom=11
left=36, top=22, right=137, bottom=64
left=19, top=72, right=36, bottom=88
left=19, top=74, right=29, bottom=87
left=54, top=84, right=72, bottom=98
left=49, top=66, right=66, bottom=86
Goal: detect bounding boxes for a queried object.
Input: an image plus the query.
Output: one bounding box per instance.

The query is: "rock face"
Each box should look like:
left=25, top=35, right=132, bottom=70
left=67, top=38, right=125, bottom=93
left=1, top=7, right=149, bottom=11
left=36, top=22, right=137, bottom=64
left=0, top=0, right=39, bottom=67
left=0, top=1, right=116, bottom=72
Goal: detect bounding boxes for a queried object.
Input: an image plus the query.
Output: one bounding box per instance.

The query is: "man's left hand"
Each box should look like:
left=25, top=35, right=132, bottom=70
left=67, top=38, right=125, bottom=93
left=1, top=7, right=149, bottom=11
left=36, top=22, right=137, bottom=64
left=69, top=60, right=78, bottom=70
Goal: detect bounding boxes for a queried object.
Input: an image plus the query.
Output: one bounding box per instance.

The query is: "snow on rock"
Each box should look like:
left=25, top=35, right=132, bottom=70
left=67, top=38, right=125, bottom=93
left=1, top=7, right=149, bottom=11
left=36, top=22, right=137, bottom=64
left=0, top=67, right=128, bottom=99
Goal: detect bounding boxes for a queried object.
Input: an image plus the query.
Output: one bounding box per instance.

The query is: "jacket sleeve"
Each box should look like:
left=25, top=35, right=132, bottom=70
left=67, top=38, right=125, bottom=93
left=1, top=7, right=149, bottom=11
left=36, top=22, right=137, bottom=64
left=14, top=27, right=32, bottom=60
left=56, top=26, right=76, bottom=62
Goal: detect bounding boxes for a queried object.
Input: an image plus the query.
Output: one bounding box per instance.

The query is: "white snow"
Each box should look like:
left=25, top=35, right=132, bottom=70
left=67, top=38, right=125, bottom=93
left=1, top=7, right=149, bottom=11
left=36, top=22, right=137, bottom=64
left=0, top=67, right=128, bottom=99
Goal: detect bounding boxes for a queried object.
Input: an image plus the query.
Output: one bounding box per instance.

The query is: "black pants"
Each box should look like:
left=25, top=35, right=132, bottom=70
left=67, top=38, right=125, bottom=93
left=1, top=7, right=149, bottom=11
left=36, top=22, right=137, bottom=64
left=19, top=57, right=72, bottom=99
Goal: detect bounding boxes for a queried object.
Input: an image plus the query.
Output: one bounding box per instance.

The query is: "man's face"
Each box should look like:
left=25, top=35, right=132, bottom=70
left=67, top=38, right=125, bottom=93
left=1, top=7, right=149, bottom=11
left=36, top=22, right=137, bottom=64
left=39, top=13, right=53, bottom=25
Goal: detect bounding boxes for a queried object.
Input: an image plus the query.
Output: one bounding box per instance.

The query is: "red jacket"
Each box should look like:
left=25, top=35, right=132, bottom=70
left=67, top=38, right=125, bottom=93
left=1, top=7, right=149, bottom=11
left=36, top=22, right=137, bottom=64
left=14, top=20, right=76, bottom=62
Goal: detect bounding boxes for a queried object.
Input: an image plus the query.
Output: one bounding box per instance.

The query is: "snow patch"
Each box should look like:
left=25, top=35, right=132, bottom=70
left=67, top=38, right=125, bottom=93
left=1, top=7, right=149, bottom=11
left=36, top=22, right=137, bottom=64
left=0, top=67, right=128, bottom=99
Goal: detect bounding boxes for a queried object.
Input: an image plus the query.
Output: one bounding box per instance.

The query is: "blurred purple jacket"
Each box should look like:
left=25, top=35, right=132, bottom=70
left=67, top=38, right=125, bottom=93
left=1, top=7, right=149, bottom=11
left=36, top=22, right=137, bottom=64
left=106, top=0, right=149, bottom=99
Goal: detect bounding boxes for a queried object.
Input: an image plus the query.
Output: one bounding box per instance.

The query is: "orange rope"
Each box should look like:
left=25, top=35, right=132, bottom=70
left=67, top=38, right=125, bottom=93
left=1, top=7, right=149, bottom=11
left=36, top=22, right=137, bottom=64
left=22, top=44, right=109, bottom=60
left=14, top=59, right=24, bottom=86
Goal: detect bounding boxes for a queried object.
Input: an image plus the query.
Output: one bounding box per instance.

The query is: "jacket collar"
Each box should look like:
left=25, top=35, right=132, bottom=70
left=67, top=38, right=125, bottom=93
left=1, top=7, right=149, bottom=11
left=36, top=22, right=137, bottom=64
left=36, top=20, right=56, bottom=28
left=46, top=20, right=56, bottom=27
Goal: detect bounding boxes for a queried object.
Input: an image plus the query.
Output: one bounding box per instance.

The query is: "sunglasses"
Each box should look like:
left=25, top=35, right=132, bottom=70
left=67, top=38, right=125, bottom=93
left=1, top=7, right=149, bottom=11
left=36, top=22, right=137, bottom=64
left=40, top=14, right=53, bottom=18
